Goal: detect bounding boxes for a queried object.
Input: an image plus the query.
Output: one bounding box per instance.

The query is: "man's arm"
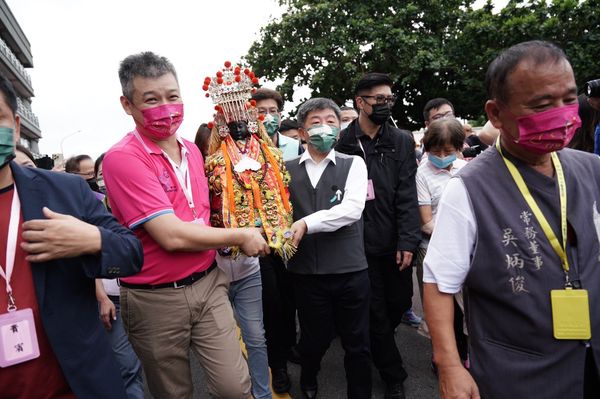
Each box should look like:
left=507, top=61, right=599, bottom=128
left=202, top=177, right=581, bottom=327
left=395, top=134, right=421, bottom=268
left=102, top=149, right=269, bottom=257
left=291, top=156, right=367, bottom=246
left=424, top=283, right=480, bottom=399
left=142, top=213, right=269, bottom=256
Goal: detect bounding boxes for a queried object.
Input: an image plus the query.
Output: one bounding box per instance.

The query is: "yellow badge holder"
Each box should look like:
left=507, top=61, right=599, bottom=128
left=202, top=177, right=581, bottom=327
left=497, top=141, right=591, bottom=340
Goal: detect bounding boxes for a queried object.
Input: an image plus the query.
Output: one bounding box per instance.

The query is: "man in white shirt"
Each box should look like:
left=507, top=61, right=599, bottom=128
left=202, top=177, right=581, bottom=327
left=286, top=98, right=370, bottom=399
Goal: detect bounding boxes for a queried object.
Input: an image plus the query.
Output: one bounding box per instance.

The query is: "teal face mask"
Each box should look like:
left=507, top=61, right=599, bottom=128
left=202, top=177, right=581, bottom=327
left=307, top=124, right=339, bottom=153
left=0, top=126, right=15, bottom=169
left=264, top=113, right=280, bottom=137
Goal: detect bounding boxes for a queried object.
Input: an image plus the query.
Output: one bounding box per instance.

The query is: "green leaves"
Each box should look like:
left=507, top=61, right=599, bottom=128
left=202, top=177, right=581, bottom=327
left=246, top=0, right=600, bottom=129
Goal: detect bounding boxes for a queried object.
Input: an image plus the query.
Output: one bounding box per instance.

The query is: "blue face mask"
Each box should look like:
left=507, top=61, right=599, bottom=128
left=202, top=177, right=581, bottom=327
left=429, top=153, right=456, bottom=169
left=0, top=126, right=15, bottom=169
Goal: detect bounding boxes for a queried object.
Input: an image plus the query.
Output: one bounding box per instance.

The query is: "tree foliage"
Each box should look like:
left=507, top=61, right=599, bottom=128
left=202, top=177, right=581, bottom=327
left=246, top=0, right=600, bottom=129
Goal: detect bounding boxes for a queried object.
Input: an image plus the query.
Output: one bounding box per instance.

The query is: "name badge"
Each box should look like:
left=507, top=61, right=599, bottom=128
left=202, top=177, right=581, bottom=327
left=550, top=289, right=592, bottom=340
left=366, top=179, right=376, bottom=201
left=0, top=308, right=40, bottom=367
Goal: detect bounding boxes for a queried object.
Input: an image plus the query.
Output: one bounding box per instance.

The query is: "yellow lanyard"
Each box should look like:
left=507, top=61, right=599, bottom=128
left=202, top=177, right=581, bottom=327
left=495, top=140, right=570, bottom=283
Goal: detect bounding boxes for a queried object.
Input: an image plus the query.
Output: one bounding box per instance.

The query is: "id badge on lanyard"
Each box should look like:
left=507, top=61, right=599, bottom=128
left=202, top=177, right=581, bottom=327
left=496, top=141, right=591, bottom=340
left=0, top=187, right=40, bottom=367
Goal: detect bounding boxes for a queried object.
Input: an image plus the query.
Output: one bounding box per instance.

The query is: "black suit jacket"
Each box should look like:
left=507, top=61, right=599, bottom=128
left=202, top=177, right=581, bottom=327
left=10, top=162, right=143, bottom=398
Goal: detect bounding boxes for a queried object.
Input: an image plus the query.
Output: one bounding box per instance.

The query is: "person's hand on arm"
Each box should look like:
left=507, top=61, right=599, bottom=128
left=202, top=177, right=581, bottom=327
left=95, top=280, right=116, bottom=331
left=21, top=207, right=102, bottom=262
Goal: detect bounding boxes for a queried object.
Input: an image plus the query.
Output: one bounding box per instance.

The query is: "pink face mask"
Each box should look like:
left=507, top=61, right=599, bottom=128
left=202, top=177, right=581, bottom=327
left=513, top=103, right=581, bottom=154
left=140, top=103, right=184, bottom=139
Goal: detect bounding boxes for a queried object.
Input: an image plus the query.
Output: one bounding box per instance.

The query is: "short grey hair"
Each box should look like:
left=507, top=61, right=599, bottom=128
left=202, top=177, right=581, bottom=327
left=296, top=98, right=341, bottom=127
left=118, top=51, right=178, bottom=100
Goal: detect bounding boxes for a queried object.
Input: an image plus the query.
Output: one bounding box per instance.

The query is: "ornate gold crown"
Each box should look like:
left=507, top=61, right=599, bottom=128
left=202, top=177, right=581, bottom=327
left=203, top=61, right=265, bottom=137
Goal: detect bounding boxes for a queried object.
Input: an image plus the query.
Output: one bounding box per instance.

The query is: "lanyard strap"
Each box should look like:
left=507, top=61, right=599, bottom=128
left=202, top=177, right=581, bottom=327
left=495, top=141, right=570, bottom=279
left=1, top=186, right=20, bottom=311
left=164, top=149, right=196, bottom=216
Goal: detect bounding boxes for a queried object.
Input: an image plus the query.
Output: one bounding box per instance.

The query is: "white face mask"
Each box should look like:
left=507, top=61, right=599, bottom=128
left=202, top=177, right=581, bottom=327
left=341, top=121, right=351, bottom=130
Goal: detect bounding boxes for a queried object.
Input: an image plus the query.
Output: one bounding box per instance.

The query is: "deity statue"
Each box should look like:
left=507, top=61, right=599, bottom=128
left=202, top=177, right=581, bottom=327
left=203, top=62, right=295, bottom=260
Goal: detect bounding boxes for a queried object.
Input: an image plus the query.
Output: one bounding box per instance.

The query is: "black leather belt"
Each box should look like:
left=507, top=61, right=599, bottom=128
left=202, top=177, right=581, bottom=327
left=120, top=262, right=217, bottom=290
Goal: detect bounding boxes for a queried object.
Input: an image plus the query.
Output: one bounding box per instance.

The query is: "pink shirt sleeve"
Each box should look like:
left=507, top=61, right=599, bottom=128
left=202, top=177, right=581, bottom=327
left=103, top=149, right=174, bottom=229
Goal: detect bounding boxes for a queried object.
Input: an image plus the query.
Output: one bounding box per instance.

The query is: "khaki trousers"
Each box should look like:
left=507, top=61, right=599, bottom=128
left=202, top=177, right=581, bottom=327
left=121, top=267, right=251, bottom=399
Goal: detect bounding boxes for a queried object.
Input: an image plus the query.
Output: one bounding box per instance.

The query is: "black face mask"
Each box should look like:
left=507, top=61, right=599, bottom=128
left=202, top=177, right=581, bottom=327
left=368, top=104, right=392, bottom=126
left=228, top=121, right=250, bottom=141
left=86, top=178, right=100, bottom=193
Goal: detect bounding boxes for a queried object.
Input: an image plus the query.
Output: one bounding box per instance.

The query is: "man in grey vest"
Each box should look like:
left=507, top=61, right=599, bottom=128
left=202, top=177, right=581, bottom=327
left=424, top=40, right=600, bottom=399
left=287, top=98, right=371, bottom=399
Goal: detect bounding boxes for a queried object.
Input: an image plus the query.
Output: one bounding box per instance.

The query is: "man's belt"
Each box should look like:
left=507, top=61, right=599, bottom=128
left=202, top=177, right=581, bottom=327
left=120, top=262, right=217, bottom=290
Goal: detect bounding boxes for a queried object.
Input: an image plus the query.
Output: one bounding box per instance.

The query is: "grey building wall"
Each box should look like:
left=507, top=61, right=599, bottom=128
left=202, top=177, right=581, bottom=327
left=0, top=0, right=41, bottom=153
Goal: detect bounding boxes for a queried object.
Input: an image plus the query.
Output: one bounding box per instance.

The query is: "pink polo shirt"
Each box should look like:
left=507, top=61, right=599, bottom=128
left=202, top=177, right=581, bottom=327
left=103, top=129, right=215, bottom=285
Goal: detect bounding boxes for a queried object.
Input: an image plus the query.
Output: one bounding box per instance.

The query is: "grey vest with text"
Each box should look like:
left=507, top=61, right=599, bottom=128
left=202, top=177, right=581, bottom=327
left=459, top=147, right=600, bottom=399
left=286, top=153, right=367, bottom=275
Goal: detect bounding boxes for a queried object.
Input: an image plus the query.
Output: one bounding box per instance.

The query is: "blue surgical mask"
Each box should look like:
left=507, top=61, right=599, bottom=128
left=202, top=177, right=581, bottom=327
left=429, top=153, right=456, bottom=169
left=0, top=126, right=15, bottom=169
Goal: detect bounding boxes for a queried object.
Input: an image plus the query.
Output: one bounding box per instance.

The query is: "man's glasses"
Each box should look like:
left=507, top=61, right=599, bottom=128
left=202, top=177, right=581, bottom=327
left=360, top=95, right=397, bottom=106
left=430, top=111, right=455, bottom=121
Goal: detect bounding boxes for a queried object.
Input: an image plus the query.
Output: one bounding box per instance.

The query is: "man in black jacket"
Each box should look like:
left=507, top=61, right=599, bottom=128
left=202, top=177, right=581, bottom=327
left=336, top=73, right=421, bottom=399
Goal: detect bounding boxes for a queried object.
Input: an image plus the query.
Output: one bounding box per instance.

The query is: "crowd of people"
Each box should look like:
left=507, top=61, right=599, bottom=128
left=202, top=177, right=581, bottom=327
left=1, top=39, right=600, bottom=399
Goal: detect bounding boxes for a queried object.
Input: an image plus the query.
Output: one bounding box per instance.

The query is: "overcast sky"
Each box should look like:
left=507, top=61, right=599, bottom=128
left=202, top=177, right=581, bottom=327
left=7, top=0, right=283, bottom=158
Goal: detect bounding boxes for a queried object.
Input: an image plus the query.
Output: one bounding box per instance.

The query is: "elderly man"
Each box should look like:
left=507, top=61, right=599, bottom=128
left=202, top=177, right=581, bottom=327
left=0, top=75, right=143, bottom=398
left=424, top=40, right=600, bottom=399
left=287, top=98, right=370, bottom=399
left=103, top=52, right=269, bottom=399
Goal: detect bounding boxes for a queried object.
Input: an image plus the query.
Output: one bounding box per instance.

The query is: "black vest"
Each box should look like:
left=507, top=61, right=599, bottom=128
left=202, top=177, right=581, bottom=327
left=286, top=153, right=367, bottom=275
left=460, top=147, right=600, bottom=398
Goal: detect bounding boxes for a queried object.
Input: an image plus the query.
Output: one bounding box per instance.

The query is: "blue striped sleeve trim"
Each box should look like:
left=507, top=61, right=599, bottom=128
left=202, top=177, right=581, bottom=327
left=129, top=209, right=174, bottom=229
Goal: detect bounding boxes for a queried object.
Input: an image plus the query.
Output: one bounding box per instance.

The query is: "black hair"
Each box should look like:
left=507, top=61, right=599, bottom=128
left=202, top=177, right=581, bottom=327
left=16, top=144, right=35, bottom=162
left=0, top=74, right=18, bottom=116
left=423, top=98, right=454, bottom=122
left=251, top=88, right=284, bottom=111
left=194, top=123, right=211, bottom=157
left=568, top=94, right=600, bottom=153
left=485, top=40, right=568, bottom=102
left=279, top=118, right=299, bottom=132
left=423, top=118, right=465, bottom=152
left=94, top=153, right=105, bottom=178
left=65, top=154, right=92, bottom=174
left=354, top=73, right=393, bottom=96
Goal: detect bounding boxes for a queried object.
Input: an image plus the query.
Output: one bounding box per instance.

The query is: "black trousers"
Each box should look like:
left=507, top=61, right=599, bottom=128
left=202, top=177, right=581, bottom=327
left=260, top=254, right=297, bottom=369
left=367, top=253, right=413, bottom=384
left=293, top=269, right=372, bottom=399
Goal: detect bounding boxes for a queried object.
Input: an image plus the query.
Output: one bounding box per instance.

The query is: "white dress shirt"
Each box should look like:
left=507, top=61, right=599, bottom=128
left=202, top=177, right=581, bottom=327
left=298, top=149, right=368, bottom=234
left=422, top=177, right=477, bottom=294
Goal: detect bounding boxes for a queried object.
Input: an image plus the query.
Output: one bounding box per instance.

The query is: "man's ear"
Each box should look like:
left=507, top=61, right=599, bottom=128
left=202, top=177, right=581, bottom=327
left=13, top=114, right=21, bottom=144
left=120, top=95, right=133, bottom=116
left=355, top=96, right=364, bottom=112
left=298, top=127, right=309, bottom=143
left=485, top=99, right=503, bottom=130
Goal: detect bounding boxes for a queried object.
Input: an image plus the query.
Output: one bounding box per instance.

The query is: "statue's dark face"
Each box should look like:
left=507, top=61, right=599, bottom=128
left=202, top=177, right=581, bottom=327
left=228, top=121, right=250, bottom=141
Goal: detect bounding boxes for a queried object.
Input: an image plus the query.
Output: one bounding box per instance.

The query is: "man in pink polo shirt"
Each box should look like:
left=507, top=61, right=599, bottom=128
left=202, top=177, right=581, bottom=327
left=103, top=52, right=269, bottom=399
